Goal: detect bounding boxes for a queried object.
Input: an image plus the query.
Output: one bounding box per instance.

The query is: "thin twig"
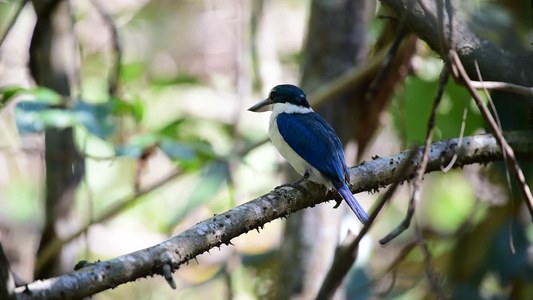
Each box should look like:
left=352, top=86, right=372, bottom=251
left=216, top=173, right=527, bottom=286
left=376, top=270, right=398, bottom=297
left=381, top=0, right=456, bottom=245
left=473, top=60, right=515, bottom=254
left=376, top=14, right=400, bottom=21
left=352, top=241, right=418, bottom=298
left=359, top=196, right=481, bottom=297
left=89, top=0, right=122, bottom=97
left=445, top=0, right=455, bottom=54
left=441, top=105, right=468, bottom=173
left=475, top=67, right=503, bottom=131
left=364, top=16, right=407, bottom=102
left=451, top=51, right=533, bottom=221
left=309, top=40, right=396, bottom=109
left=469, top=81, right=533, bottom=96
left=436, top=0, right=446, bottom=56
left=34, top=168, right=183, bottom=274
left=380, top=64, right=450, bottom=245
left=315, top=147, right=419, bottom=300
left=415, top=223, right=445, bottom=299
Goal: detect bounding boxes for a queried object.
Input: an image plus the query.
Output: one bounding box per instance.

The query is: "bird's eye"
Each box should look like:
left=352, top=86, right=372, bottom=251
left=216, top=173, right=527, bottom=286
left=269, top=91, right=277, bottom=99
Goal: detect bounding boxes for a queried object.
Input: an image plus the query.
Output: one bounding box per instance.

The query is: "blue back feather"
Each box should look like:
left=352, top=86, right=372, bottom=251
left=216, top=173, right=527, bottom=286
left=277, top=112, right=368, bottom=224
left=276, top=112, right=349, bottom=188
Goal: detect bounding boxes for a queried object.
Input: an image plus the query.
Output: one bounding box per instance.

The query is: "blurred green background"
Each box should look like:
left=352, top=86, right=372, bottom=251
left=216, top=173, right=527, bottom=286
left=1, top=0, right=532, bottom=299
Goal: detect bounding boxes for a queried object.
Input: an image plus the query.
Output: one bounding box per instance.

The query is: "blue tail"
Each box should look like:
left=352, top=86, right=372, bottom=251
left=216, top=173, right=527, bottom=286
left=337, top=184, right=368, bottom=224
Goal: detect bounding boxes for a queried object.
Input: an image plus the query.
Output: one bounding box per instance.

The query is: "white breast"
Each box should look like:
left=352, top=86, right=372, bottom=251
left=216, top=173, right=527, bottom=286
left=268, top=103, right=332, bottom=188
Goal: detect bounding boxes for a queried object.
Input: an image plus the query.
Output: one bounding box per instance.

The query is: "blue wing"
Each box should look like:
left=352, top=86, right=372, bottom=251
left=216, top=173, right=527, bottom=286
left=277, top=112, right=349, bottom=188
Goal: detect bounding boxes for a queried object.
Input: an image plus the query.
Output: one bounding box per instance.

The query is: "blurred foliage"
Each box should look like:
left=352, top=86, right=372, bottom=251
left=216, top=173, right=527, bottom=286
left=389, top=54, right=485, bottom=144
left=0, top=0, right=532, bottom=299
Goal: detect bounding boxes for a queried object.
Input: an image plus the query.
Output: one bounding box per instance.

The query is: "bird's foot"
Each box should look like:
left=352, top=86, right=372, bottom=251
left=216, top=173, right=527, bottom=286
left=275, top=172, right=309, bottom=194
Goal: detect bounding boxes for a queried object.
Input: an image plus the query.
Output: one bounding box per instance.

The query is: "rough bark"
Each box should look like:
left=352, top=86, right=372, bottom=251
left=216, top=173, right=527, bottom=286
left=13, top=130, right=533, bottom=300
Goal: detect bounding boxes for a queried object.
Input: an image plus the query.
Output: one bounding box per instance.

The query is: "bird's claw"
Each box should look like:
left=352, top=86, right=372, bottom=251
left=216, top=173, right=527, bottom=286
left=333, top=199, right=342, bottom=209
left=275, top=172, right=309, bottom=194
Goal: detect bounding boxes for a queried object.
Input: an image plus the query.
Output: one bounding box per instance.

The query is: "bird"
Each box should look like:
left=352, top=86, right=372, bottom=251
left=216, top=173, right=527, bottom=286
left=248, top=84, right=369, bottom=224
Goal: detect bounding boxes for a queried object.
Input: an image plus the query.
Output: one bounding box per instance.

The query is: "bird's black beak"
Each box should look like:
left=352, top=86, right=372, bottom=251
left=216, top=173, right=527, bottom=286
left=248, top=99, right=272, bottom=112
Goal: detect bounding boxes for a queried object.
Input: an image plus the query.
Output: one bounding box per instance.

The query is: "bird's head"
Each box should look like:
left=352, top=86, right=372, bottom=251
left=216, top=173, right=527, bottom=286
left=248, top=84, right=310, bottom=112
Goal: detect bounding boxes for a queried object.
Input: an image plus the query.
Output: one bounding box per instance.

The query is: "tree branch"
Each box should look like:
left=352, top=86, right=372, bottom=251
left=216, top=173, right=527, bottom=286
left=14, top=130, right=533, bottom=300
left=469, top=81, right=533, bottom=97
left=380, top=0, right=533, bottom=108
left=450, top=52, right=533, bottom=219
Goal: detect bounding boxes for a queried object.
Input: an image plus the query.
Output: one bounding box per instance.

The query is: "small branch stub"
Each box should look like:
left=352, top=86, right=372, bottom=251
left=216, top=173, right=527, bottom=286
left=162, top=264, right=176, bottom=290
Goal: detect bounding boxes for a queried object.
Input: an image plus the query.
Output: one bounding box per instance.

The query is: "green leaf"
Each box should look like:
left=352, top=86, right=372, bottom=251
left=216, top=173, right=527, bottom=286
left=1, top=86, right=62, bottom=107
left=183, top=140, right=220, bottom=161
left=150, top=74, right=202, bottom=88
left=111, top=97, right=144, bottom=122
left=115, top=133, right=159, bottom=157
left=15, top=101, right=75, bottom=134
left=30, top=87, right=63, bottom=104
left=120, top=62, right=145, bottom=83
left=159, top=139, right=196, bottom=161
left=74, top=101, right=116, bottom=139
left=15, top=99, right=117, bottom=138
left=1, top=86, right=26, bottom=106
left=158, top=118, right=188, bottom=139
